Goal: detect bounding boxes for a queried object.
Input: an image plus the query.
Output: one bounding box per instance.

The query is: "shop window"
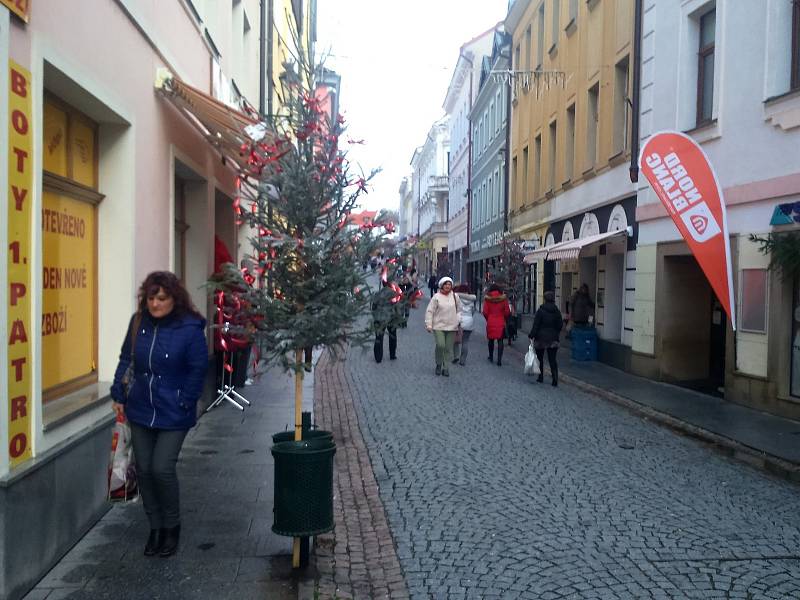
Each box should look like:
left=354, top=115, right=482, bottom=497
left=42, top=96, right=102, bottom=401
left=792, top=275, right=800, bottom=397
left=696, top=9, right=715, bottom=126
left=740, top=269, right=768, bottom=333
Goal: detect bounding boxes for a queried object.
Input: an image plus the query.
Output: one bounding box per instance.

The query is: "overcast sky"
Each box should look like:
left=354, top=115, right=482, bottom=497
left=316, top=0, right=508, bottom=213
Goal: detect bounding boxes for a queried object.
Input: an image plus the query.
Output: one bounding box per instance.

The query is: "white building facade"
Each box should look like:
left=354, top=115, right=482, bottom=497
left=444, top=27, right=495, bottom=284
left=633, top=0, right=800, bottom=417
left=411, top=117, right=450, bottom=276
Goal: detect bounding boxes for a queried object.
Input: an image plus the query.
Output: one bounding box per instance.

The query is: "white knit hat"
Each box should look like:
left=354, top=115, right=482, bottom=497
left=438, top=276, right=453, bottom=288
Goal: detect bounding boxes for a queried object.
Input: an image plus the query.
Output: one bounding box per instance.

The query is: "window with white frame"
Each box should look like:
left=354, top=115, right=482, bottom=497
left=489, top=102, right=495, bottom=141
left=741, top=269, right=768, bottom=333
left=495, top=90, right=502, bottom=132
left=696, top=8, right=715, bottom=126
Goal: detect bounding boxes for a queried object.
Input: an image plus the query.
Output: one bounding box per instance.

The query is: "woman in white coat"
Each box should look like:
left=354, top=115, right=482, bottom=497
left=452, top=284, right=477, bottom=366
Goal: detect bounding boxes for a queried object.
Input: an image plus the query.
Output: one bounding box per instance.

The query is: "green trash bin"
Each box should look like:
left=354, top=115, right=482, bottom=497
left=271, top=438, right=336, bottom=537
left=271, top=429, right=333, bottom=445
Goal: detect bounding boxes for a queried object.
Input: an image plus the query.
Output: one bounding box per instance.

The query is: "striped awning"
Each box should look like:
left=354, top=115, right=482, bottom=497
left=523, top=238, right=574, bottom=264
left=545, top=229, right=629, bottom=261
left=155, top=70, right=265, bottom=173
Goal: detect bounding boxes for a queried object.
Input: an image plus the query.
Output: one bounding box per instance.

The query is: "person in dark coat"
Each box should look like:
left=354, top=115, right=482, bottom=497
left=428, top=274, right=438, bottom=297
left=111, top=271, right=208, bottom=558
left=482, top=284, right=511, bottom=366
left=372, top=281, right=401, bottom=362
left=529, top=290, right=564, bottom=386
left=570, top=283, right=595, bottom=327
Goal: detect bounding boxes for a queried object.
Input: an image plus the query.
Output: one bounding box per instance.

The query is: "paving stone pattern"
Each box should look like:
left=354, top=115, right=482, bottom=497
left=330, top=301, right=800, bottom=599
left=25, top=364, right=311, bottom=600
left=306, top=349, right=410, bottom=599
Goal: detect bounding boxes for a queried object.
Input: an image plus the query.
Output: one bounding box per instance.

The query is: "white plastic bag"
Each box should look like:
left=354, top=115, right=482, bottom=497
left=108, top=415, right=137, bottom=501
left=524, top=342, right=540, bottom=376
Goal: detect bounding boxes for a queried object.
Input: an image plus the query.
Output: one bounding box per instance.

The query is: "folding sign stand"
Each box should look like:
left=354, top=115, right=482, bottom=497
left=206, top=349, right=251, bottom=413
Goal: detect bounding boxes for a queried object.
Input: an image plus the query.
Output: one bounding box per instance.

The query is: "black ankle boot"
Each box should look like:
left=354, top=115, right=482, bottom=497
left=159, top=525, right=181, bottom=557
left=144, top=529, right=163, bottom=556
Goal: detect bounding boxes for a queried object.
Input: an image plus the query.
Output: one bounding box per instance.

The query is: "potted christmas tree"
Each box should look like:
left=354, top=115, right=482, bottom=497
left=211, top=43, right=388, bottom=567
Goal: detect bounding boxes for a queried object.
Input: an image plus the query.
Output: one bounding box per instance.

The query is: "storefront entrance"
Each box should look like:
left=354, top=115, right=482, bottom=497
left=791, top=276, right=800, bottom=398
left=660, top=255, right=726, bottom=397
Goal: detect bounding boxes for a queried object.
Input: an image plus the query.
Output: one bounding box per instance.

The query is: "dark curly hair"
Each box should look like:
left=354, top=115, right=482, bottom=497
left=137, top=271, right=203, bottom=319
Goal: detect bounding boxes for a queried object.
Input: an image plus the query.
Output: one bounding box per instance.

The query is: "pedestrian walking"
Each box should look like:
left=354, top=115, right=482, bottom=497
left=424, top=276, right=462, bottom=376
left=529, top=290, right=564, bottom=387
left=452, top=284, right=477, bottom=366
left=482, top=283, right=511, bottom=366
left=110, top=271, right=208, bottom=558
left=427, top=273, right=438, bottom=297
left=372, top=281, right=400, bottom=362
left=399, top=273, right=413, bottom=327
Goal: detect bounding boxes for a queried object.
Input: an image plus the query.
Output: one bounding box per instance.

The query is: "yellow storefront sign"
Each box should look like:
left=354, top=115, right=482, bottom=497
left=41, top=191, right=96, bottom=390
left=7, top=60, right=33, bottom=466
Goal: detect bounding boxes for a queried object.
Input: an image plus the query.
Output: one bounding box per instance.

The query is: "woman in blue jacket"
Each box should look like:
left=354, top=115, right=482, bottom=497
left=111, top=271, right=208, bottom=557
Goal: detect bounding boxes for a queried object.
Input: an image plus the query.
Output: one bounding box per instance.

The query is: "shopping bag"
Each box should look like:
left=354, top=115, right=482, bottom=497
left=524, top=342, right=540, bottom=376
left=108, top=414, right=137, bottom=501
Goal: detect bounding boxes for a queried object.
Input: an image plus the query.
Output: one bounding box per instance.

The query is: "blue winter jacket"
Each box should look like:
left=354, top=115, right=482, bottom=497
left=111, top=311, right=209, bottom=430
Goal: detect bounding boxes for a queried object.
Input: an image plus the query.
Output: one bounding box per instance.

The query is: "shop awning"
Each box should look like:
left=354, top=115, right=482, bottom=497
left=155, top=69, right=266, bottom=173
left=546, top=228, right=630, bottom=261
left=523, top=238, right=573, bottom=264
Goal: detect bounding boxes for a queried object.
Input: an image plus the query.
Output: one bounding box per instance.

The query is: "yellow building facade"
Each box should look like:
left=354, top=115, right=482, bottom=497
left=506, top=0, right=638, bottom=364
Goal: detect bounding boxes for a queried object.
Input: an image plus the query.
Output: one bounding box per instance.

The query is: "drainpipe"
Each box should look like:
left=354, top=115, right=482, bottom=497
left=460, top=51, right=475, bottom=289
left=503, top=60, right=512, bottom=233
left=259, top=0, right=266, bottom=116
left=629, top=0, right=643, bottom=183
left=266, top=0, right=274, bottom=120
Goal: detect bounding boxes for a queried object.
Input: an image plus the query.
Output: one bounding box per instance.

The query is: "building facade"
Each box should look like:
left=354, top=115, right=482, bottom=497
left=444, top=27, right=495, bottom=285
left=410, top=117, right=450, bottom=277
left=507, top=0, right=638, bottom=368
left=468, top=29, right=512, bottom=296
left=633, top=0, right=800, bottom=417
left=0, top=1, right=313, bottom=597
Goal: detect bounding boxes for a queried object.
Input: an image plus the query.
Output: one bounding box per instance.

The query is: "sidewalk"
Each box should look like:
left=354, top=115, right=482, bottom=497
left=502, top=324, right=800, bottom=482
left=24, top=361, right=313, bottom=600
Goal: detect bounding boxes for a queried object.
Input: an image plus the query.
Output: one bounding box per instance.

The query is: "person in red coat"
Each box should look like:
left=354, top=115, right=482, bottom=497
left=482, top=283, right=511, bottom=366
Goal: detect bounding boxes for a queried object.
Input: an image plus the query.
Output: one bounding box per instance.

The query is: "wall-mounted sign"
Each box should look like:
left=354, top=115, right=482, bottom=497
left=7, top=60, right=33, bottom=466
left=1, top=0, right=30, bottom=23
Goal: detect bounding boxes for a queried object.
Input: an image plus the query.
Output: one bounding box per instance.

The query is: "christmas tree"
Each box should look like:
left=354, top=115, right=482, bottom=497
left=211, top=43, right=389, bottom=374
left=487, top=236, right=526, bottom=310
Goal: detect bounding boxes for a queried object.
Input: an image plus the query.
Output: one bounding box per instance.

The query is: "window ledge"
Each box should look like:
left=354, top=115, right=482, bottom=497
left=548, top=44, right=558, bottom=59
left=683, top=118, right=720, bottom=144
left=764, top=88, right=800, bottom=132
left=582, top=166, right=597, bottom=179
left=43, top=382, right=112, bottom=432
left=586, top=0, right=600, bottom=10
left=565, top=18, right=577, bottom=37
left=608, top=150, right=628, bottom=168
left=562, top=177, right=573, bottom=190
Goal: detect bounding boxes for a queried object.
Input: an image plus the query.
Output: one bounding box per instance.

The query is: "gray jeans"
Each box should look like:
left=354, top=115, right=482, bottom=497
left=130, top=423, right=188, bottom=529
left=453, top=329, right=473, bottom=364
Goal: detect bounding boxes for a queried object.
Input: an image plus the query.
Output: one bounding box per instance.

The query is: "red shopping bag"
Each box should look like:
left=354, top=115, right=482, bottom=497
left=108, top=414, right=138, bottom=501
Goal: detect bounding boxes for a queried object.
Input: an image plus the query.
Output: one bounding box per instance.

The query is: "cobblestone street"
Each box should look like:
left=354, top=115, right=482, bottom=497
left=322, top=297, right=800, bottom=599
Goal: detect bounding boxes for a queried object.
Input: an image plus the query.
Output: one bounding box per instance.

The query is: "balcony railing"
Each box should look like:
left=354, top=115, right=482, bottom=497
left=428, top=175, right=449, bottom=192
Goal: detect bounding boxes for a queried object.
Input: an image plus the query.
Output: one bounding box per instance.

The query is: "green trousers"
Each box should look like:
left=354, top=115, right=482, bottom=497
left=433, top=330, right=456, bottom=367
